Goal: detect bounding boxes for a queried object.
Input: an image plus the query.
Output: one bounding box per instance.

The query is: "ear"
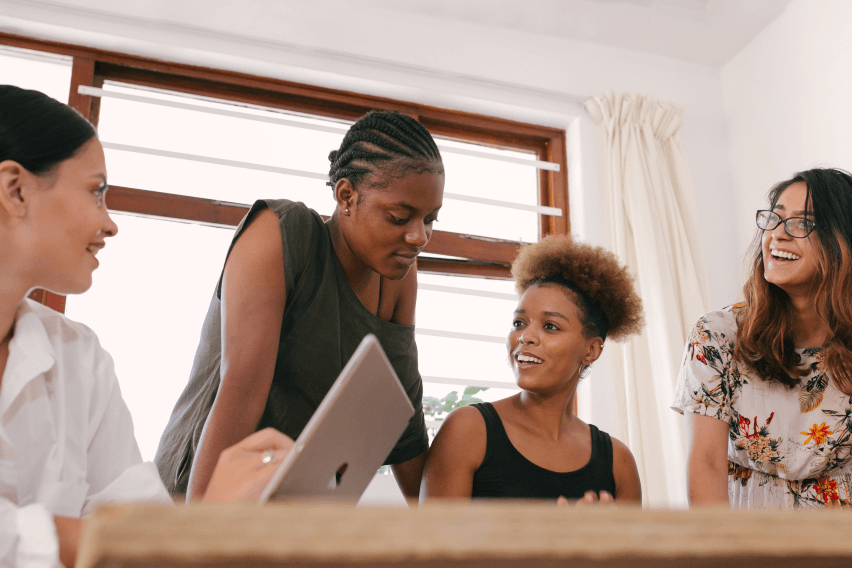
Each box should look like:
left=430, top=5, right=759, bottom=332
left=333, top=178, right=358, bottom=213
left=0, top=160, right=29, bottom=219
left=582, top=337, right=604, bottom=366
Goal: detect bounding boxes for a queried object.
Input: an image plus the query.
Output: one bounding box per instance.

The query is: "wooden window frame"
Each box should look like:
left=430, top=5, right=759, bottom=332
left=2, top=32, right=569, bottom=312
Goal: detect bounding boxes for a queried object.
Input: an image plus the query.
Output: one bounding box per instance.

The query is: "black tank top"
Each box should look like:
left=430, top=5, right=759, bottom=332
left=470, top=402, right=616, bottom=500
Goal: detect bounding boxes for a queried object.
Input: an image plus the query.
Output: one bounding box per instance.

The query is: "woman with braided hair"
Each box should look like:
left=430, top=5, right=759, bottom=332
left=155, top=110, right=444, bottom=500
left=421, top=235, right=643, bottom=503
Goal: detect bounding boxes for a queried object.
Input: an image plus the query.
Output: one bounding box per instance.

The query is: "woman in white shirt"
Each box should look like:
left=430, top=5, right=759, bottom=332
left=0, top=85, right=294, bottom=567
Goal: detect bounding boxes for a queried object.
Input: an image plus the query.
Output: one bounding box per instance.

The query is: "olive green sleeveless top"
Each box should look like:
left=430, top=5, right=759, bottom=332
left=154, top=199, right=427, bottom=495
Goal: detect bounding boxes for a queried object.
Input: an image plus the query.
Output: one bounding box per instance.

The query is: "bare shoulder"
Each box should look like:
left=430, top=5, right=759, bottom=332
left=440, top=405, right=486, bottom=437
left=235, top=208, right=281, bottom=250
left=223, top=207, right=285, bottom=299
left=428, top=405, right=487, bottom=465
left=608, top=434, right=642, bottom=502
left=422, top=404, right=488, bottom=498
left=610, top=435, right=635, bottom=464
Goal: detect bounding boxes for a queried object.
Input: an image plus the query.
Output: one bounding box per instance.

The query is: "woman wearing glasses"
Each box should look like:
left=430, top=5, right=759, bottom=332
left=673, top=168, right=852, bottom=509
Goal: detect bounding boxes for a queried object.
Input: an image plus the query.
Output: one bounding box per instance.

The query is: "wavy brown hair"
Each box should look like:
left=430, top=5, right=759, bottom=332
left=735, top=168, right=852, bottom=393
left=511, top=234, right=644, bottom=342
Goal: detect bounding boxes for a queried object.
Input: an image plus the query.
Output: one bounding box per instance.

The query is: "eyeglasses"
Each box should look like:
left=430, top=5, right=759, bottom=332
left=755, top=210, right=816, bottom=238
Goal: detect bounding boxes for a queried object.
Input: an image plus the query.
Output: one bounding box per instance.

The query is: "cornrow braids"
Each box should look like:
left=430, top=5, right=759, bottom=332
left=327, top=110, right=443, bottom=190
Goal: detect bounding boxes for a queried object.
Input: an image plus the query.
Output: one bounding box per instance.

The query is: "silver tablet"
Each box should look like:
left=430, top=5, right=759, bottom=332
left=258, top=334, right=415, bottom=503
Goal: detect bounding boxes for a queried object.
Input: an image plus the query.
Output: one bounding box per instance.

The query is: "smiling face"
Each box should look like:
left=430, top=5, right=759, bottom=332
left=507, top=283, right=603, bottom=395
left=27, top=138, right=118, bottom=294
left=339, top=171, right=444, bottom=280
left=762, top=182, right=822, bottom=298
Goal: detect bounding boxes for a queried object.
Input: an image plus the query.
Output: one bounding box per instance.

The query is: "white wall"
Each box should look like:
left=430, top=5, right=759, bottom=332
left=0, top=0, right=740, bottom=445
left=722, top=0, right=852, bottom=264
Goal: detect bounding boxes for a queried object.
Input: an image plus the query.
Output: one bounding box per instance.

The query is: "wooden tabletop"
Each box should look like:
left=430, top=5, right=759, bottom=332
left=77, top=501, right=852, bottom=567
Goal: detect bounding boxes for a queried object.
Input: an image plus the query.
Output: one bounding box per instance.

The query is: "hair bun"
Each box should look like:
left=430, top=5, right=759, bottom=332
left=328, top=150, right=339, bottom=163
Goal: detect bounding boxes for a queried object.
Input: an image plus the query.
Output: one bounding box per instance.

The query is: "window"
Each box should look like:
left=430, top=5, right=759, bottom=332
left=1, top=32, right=569, bottom=462
left=0, top=44, right=71, bottom=102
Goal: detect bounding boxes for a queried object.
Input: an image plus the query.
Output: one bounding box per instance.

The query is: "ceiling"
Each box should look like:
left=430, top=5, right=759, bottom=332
left=2, top=0, right=795, bottom=69
left=362, top=0, right=794, bottom=67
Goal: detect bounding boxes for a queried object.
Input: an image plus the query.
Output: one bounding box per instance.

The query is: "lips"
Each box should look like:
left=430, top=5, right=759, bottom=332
left=514, top=351, right=543, bottom=365
left=769, top=247, right=801, bottom=261
left=87, top=243, right=105, bottom=267
left=392, top=251, right=419, bottom=266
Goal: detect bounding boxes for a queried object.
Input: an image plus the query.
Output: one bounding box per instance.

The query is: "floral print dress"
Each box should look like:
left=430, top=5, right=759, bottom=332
left=672, top=306, right=852, bottom=509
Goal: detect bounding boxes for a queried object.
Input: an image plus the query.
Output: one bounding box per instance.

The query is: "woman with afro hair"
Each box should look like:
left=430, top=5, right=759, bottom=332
left=421, top=234, right=644, bottom=503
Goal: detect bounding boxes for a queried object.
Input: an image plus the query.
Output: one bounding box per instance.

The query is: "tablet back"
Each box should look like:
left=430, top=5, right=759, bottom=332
left=258, top=334, right=415, bottom=503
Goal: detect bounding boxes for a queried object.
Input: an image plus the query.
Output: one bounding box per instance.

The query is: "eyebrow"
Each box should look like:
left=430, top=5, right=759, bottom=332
left=391, top=202, right=442, bottom=213
left=772, top=204, right=814, bottom=216
left=513, top=308, right=570, bottom=322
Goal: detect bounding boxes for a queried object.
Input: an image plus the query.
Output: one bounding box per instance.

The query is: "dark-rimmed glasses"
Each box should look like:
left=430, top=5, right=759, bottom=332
left=755, top=210, right=816, bottom=238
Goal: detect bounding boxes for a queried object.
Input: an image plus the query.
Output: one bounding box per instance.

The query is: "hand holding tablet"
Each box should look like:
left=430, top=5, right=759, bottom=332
left=258, top=334, right=415, bottom=503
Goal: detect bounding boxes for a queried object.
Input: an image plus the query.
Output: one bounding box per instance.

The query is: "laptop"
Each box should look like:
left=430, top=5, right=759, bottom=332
left=257, top=334, right=415, bottom=503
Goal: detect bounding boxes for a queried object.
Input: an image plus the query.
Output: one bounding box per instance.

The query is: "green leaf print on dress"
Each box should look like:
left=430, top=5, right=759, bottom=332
left=731, top=412, right=788, bottom=474
left=798, top=348, right=828, bottom=413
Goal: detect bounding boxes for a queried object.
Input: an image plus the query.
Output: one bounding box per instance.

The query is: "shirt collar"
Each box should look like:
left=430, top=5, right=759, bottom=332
left=0, top=300, right=57, bottom=415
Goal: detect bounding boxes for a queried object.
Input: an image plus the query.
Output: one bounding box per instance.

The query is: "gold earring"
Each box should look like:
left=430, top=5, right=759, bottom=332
left=344, top=208, right=350, bottom=215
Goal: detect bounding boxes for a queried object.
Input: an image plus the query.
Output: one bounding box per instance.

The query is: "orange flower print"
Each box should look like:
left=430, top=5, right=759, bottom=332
left=814, top=477, right=841, bottom=506
left=801, top=422, right=833, bottom=445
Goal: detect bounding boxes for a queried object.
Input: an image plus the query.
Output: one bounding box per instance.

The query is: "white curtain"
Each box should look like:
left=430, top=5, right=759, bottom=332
left=584, top=92, right=710, bottom=507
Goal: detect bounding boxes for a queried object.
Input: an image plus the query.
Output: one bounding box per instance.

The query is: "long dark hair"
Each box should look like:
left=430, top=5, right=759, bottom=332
left=736, top=168, right=852, bottom=393
left=0, top=85, right=97, bottom=174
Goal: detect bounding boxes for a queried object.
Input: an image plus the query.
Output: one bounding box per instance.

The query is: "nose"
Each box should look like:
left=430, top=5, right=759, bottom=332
left=101, top=205, right=119, bottom=238
left=770, top=218, right=789, bottom=240
left=518, top=328, right=539, bottom=345
left=404, top=221, right=429, bottom=248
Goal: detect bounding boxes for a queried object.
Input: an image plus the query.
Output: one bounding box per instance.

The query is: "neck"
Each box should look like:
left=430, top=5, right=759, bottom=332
left=326, top=212, right=374, bottom=290
left=787, top=291, right=830, bottom=348
left=1, top=231, right=39, bottom=384
left=514, top=378, right=579, bottom=441
left=0, top=274, right=28, bottom=352
left=0, top=274, right=28, bottom=389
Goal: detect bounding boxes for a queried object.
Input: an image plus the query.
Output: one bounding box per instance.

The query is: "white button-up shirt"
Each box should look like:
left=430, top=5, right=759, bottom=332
left=0, top=299, right=171, bottom=567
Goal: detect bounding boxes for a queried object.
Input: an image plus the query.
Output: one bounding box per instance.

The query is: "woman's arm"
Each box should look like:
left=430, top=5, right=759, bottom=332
left=203, top=428, right=295, bottom=503
left=54, top=516, right=81, bottom=568
left=420, top=406, right=486, bottom=501
left=387, top=262, right=430, bottom=499
left=2, top=499, right=76, bottom=568
left=391, top=452, right=427, bottom=500
left=50, top=429, right=295, bottom=568
left=187, top=209, right=286, bottom=500
left=611, top=437, right=642, bottom=503
left=684, top=412, right=730, bottom=506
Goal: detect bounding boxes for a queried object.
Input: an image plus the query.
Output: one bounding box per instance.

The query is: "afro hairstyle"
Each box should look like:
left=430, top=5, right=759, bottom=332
left=511, top=234, right=644, bottom=342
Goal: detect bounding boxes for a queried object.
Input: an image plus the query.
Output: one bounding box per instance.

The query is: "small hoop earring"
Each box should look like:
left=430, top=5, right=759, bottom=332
left=579, top=364, right=592, bottom=379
